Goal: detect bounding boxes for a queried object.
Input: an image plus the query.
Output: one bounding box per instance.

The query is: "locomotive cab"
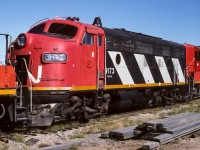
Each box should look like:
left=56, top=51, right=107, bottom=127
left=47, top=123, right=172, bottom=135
left=10, top=17, right=106, bottom=93
left=8, top=17, right=108, bottom=126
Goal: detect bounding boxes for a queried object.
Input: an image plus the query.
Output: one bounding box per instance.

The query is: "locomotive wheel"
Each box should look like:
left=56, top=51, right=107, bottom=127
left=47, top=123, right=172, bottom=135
left=77, top=110, right=89, bottom=123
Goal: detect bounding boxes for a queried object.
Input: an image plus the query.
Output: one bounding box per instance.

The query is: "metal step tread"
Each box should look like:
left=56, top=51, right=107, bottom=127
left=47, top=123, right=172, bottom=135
left=16, top=105, right=28, bottom=110
left=17, top=118, right=29, bottom=121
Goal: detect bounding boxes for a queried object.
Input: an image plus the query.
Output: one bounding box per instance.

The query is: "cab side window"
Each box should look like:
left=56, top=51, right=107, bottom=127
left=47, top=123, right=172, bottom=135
left=196, top=51, right=200, bottom=60
left=98, top=36, right=102, bottom=46
left=83, top=33, right=94, bottom=45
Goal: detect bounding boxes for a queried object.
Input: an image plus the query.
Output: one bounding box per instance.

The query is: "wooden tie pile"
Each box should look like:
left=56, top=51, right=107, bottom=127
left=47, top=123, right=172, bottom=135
left=101, top=112, right=200, bottom=148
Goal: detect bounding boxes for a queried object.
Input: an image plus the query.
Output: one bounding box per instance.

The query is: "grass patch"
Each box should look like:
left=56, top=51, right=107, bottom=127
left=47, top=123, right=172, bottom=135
left=85, top=120, right=123, bottom=134
left=177, top=107, right=192, bottom=114
left=38, top=143, right=51, bottom=148
left=123, top=117, right=134, bottom=127
left=167, top=110, right=178, bottom=116
left=134, top=119, right=145, bottom=125
left=194, top=105, right=200, bottom=113
left=46, top=124, right=65, bottom=132
left=0, top=144, right=9, bottom=150
left=68, top=145, right=79, bottom=150
left=11, top=133, right=25, bottom=143
left=142, top=107, right=164, bottom=115
left=165, top=99, right=200, bottom=116
left=68, top=132, right=85, bottom=139
left=82, top=116, right=136, bottom=134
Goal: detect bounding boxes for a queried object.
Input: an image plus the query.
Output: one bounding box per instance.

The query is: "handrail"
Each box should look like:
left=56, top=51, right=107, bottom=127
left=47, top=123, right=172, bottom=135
left=22, top=58, right=33, bottom=112
left=186, top=58, right=196, bottom=69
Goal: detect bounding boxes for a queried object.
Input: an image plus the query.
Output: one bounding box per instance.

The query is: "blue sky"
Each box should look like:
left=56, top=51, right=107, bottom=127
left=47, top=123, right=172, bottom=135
left=0, top=0, right=200, bottom=63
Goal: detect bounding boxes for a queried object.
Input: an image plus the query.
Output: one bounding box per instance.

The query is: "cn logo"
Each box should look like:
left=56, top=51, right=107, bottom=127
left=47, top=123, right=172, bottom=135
left=27, top=66, right=42, bottom=84
left=22, top=58, right=42, bottom=84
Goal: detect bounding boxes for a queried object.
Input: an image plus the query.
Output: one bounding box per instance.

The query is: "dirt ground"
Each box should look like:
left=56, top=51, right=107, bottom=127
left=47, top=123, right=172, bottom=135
left=1, top=101, right=200, bottom=150
left=5, top=133, right=199, bottom=150
left=1, top=123, right=200, bottom=150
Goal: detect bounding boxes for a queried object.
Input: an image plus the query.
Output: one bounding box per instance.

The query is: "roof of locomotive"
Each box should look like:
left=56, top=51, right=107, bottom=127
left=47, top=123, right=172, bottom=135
left=28, top=17, right=185, bottom=50
left=28, top=17, right=105, bottom=41
left=103, top=27, right=185, bottom=49
left=29, top=17, right=102, bottom=33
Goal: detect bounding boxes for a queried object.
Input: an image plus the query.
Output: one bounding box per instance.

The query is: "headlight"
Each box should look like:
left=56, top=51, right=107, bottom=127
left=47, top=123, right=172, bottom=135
left=43, top=53, right=67, bottom=63
left=17, top=34, right=27, bottom=47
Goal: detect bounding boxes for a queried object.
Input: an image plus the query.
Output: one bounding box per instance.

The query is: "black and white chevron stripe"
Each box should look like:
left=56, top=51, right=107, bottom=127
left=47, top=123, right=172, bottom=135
left=106, top=51, right=185, bottom=86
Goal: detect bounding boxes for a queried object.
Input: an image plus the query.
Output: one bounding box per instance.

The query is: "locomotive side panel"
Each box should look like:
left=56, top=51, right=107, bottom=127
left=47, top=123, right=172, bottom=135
left=104, top=28, right=186, bottom=89
left=185, top=44, right=195, bottom=76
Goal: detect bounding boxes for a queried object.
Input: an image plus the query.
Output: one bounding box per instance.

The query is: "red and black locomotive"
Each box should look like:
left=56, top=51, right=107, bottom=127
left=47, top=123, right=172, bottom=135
left=0, top=17, right=200, bottom=127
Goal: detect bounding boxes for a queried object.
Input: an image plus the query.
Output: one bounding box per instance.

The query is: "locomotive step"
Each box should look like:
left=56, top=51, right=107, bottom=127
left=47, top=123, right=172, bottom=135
left=16, top=113, right=26, bottom=118
left=16, top=114, right=29, bottom=122
left=16, top=105, right=28, bottom=111
left=16, top=118, right=29, bottom=122
left=16, top=96, right=24, bottom=99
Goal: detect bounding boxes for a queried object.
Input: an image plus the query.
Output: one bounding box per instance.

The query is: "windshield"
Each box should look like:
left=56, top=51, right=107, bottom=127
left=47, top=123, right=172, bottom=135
left=28, top=23, right=45, bottom=34
left=28, top=23, right=78, bottom=39
left=48, top=23, right=78, bottom=39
